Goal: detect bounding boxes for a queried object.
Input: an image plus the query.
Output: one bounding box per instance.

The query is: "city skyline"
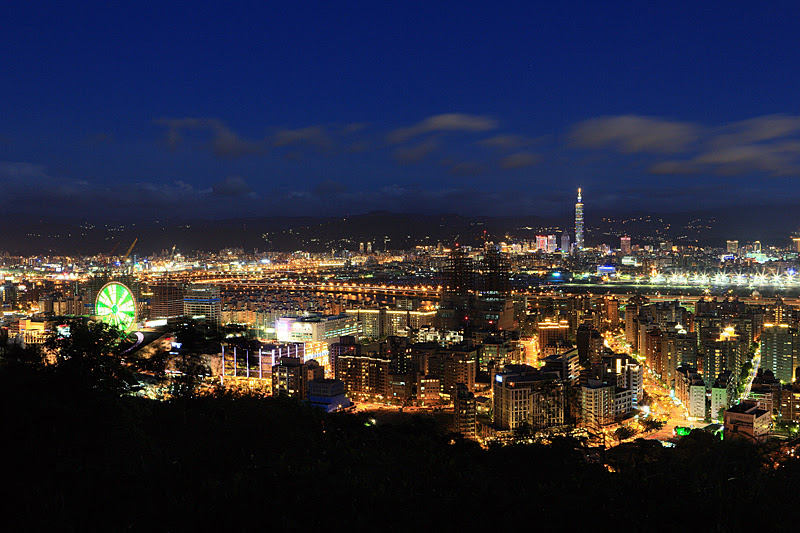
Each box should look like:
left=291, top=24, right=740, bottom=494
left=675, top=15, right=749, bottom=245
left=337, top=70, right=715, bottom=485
left=2, top=2, right=800, bottom=221
left=6, top=3, right=800, bottom=528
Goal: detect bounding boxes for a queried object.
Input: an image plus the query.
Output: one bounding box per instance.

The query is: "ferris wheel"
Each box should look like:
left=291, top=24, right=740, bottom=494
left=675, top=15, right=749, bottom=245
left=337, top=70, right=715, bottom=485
left=95, top=281, right=137, bottom=331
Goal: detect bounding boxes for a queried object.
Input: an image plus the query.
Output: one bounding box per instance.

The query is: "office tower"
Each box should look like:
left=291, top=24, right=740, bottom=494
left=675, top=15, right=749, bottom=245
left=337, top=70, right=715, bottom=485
left=760, top=323, right=798, bottom=383
left=620, top=236, right=631, bottom=255
left=275, top=313, right=361, bottom=345
left=546, top=235, right=557, bottom=253
left=477, top=247, right=514, bottom=330
left=793, top=238, right=800, bottom=253
left=726, top=240, right=739, bottom=254
left=753, top=241, right=761, bottom=253
left=575, top=188, right=584, bottom=250
left=437, top=246, right=476, bottom=329
left=537, top=318, right=569, bottom=357
left=481, top=246, right=510, bottom=296
left=151, top=280, right=185, bottom=319
left=560, top=232, right=570, bottom=252
left=183, top=284, right=221, bottom=324
left=536, top=235, right=548, bottom=252
left=359, top=242, right=364, bottom=253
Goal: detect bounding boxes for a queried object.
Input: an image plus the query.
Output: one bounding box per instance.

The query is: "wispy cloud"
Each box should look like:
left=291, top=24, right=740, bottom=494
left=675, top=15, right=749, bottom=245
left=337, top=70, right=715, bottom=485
left=711, top=115, right=800, bottom=147
left=448, top=161, right=486, bottom=176
left=211, top=175, right=254, bottom=197
left=388, top=113, right=498, bottom=144
left=273, top=126, right=333, bottom=151
left=652, top=141, right=800, bottom=177
left=477, top=134, right=541, bottom=150
left=392, top=139, right=439, bottom=164
left=156, top=117, right=267, bottom=158
left=499, top=152, right=540, bottom=169
left=570, top=115, right=699, bottom=153
left=572, top=113, right=800, bottom=178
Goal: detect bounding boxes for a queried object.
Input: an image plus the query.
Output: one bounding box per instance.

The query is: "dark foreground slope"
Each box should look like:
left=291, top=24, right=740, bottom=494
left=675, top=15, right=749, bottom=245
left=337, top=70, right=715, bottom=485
left=1, top=363, right=799, bottom=532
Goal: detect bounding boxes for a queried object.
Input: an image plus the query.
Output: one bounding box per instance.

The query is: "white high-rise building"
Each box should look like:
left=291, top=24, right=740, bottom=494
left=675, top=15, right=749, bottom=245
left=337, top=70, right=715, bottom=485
left=575, top=188, right=584, bottom=250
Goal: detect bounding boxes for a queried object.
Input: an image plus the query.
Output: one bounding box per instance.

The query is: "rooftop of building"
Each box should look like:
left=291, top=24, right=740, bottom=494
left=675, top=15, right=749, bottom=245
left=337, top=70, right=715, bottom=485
left=726, top=401, right=769, bottom=417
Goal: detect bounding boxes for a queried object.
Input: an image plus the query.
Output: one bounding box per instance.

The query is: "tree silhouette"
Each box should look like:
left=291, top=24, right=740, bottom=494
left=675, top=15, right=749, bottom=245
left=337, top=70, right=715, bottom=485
left=43, top=319, right=135, bottom=395
left=614, top=425, right=636, bottom=443
left=641, top=417, right=665, bottom=432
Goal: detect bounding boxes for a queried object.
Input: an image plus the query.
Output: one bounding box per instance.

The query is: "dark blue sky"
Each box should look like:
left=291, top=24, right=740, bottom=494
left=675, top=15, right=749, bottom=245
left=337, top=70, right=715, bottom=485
left=2, top=1, right=800, bottom=220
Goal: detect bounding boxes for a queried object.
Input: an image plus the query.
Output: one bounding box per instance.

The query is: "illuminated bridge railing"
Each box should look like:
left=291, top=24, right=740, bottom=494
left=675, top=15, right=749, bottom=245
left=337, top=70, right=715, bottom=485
left=644, top=271, right=798, bottom=287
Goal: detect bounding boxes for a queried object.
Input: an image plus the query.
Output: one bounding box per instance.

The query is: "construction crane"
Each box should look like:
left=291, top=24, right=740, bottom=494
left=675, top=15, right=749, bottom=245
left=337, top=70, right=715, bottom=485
left=122, top=238, right=137, bottom=261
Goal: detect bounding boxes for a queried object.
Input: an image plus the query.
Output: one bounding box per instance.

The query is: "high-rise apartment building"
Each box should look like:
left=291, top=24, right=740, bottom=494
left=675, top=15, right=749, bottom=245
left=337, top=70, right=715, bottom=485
left=493, top=364, right=565, bottom=430
left=272, top=357, right=324, bottom=400
left=761, top=323, right=798, bottom=383
left=581, top=379, right=615, bottom=428
left=335, top=351, right=391, bottom=398
left=454, top=383, right=477, bottom=439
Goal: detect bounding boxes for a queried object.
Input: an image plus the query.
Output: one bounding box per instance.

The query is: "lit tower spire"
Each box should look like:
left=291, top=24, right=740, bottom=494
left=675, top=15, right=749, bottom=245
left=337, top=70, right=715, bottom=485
left=575, top=188, right=584, bottom=250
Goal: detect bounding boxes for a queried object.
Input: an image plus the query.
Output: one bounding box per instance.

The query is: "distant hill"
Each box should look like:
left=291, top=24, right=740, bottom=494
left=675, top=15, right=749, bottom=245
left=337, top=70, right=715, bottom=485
left=1, top=204, right=799, bottom=255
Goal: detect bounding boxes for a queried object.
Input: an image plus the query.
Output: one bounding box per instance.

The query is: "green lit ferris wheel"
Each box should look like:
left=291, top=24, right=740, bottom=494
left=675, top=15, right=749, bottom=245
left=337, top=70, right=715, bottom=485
left=95, top=282, right=137, bottom=331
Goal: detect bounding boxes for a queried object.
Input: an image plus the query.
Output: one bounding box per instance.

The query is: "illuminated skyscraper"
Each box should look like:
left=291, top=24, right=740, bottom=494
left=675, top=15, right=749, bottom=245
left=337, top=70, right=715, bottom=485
left=620, top=236, right=631, bottom=255
left=575, top=188, right=584, bottom=250
left=560, top=231, right=570, bottom=252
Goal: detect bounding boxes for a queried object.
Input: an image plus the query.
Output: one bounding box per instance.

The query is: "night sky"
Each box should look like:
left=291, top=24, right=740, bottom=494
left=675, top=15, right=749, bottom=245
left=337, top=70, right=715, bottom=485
left=2, top=1, right=800, bottom=221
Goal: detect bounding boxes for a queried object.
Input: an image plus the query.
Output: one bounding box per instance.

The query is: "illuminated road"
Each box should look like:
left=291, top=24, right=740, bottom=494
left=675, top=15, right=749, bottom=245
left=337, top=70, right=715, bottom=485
left=603, top=330, right=698, bottom=440
left=743, top=345, right=761, bottom=400
left=640, top=371, right=695, bottom=441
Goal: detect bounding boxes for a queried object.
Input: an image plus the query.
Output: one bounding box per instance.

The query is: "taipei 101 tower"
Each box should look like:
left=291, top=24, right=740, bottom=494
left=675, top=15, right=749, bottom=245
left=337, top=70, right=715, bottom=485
left=575, top=188, right=584, bottom=250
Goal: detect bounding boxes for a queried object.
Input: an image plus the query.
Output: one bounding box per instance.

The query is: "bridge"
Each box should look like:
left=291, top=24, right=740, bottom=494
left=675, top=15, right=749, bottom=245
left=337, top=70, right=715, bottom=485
left=197, top=278, right=443, bottom=299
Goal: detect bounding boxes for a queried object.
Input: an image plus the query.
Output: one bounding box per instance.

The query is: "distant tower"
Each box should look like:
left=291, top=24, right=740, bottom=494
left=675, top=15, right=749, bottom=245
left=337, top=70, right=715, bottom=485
left=560, top=231, right=570, bottom=252
left=575, top=188, right=584, bottom=250
left=620, top=236, right=631, bottom=255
